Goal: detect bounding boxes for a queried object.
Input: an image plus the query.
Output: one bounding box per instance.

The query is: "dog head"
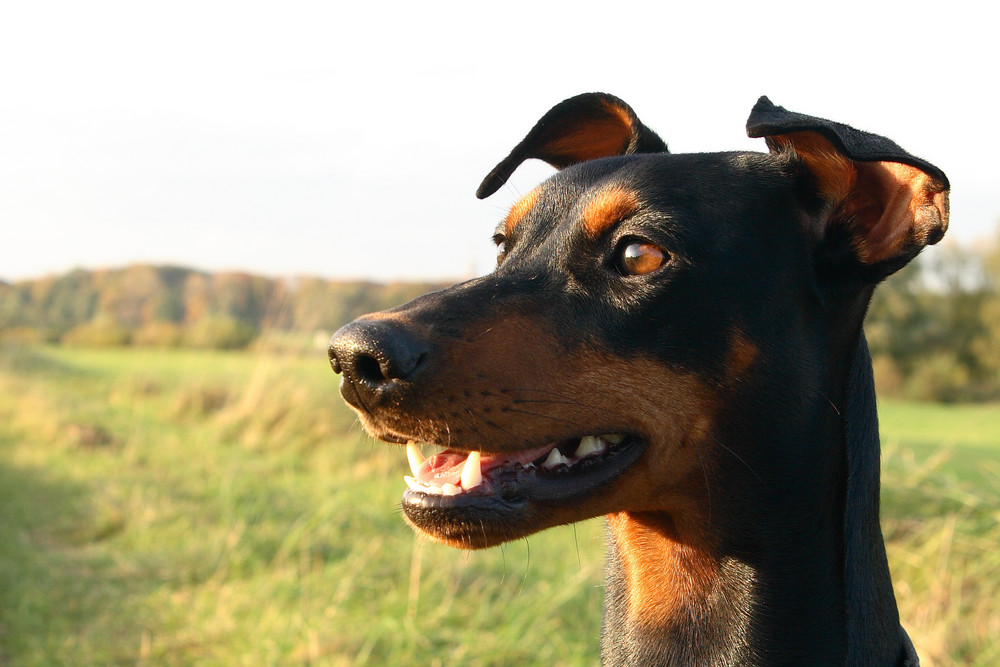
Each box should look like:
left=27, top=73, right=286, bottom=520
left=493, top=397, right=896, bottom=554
left=328, top=93, right=948, bottom=549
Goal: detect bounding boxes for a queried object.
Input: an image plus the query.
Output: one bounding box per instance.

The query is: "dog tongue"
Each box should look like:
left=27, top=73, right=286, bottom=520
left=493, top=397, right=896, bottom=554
left=416, top=451, right=467, bottom=486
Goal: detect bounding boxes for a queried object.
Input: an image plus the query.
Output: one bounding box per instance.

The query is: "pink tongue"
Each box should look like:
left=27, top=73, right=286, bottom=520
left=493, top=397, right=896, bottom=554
left=416, top=452, right=466, bottom=486
left=415, top=444, right=555, bottom=486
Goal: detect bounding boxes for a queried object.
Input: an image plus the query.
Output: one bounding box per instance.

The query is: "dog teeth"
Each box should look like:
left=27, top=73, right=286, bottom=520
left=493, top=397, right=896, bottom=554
left=542, top=448, right=570, bottom=469
left=575, top=435, right=607, bottom=458
left=405, top=475, right=449, bottom=496
left=406, top=442, right=426, bottom=476
left=461, top=450, right=482, bottom=489
left=405, top=435, right=626, bottom=494
left=404, top=449, right=482, bottom=495
left=404, top=475, right=429, bottom=492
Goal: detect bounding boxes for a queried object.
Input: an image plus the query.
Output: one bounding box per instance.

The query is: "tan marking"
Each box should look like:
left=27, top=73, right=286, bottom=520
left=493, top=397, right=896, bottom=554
left=845, top=161, right=949, bottom=264
left=364, top=311, right=722, bottom=549
left=773, top=132, right=856, bottom=203
left=726, top=328, right=758, bottom=380
left=603, top=98, right=637, bottom=148
left=607, top=512, right=720, bottom=628
left=546, top=121, right=631, bottom=164
left=544, top=101, right=634, bottom=166
left=581, top=186, right=639, bottom=238
left=505, top=187, right=541, bottom=236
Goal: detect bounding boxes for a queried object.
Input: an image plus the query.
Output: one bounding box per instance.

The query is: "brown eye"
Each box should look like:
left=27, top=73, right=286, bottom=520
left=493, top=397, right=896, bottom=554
left=618, top=242, right=666, bottom=276
left=493, top=234, right=507, bottom=265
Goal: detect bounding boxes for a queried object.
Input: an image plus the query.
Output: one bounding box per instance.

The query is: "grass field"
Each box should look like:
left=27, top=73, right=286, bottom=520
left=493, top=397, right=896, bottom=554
left=0, top=343, right=997, bottom=666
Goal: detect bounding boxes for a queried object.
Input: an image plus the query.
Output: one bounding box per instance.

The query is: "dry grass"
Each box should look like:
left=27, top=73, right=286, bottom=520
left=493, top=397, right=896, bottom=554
left=882, top=443, right=1000, bottom=666
left=0, top=344, right=997, bottom=665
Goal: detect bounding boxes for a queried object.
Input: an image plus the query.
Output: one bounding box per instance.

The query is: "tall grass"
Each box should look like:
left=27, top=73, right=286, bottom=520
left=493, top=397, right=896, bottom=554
left=0, top=344, right=997, bottom=665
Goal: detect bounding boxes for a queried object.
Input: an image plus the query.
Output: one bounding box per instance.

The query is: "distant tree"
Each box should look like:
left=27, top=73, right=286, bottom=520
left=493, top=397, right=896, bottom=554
left=867, top=233, right=1000, bottom=402
left=183, top=272, right=212, bottom=324
left=95, top=265, right=166, bottom=327
left=62, top=317, right=131, bottom=347
left=184, top=315, right=256, bottom=350
left=132, top=321, right=184, bottom=347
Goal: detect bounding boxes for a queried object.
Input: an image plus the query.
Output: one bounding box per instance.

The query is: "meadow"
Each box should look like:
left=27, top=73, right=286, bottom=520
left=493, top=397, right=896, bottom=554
left=0, top=343, right=997, bottom=666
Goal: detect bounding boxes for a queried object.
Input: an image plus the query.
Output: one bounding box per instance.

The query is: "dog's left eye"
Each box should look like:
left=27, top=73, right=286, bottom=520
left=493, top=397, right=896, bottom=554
left=493, top=233, right=508, bottom=264
left=616, top=242, right=667, bottom=276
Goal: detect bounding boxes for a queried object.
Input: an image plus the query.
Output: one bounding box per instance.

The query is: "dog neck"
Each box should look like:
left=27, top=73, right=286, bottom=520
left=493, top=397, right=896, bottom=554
left=600, top=334, right=902, bottom=666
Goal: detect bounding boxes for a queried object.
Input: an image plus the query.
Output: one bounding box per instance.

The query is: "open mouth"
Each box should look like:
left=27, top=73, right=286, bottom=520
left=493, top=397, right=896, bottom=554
left=397, top=433, right=646, bottom=546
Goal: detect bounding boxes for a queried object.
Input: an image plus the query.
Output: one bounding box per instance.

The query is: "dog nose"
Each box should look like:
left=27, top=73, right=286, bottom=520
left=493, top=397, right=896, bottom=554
left=328, top=319, right=428, bottom=409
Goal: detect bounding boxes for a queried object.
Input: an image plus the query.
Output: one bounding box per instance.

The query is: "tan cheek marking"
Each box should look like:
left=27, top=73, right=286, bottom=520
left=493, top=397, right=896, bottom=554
left=505, top=187, right=541, bottom=237
left=385, top=311, right=722, bottom=548
left=581, top=186, right=639, bottom=238
left=419, top=313, right=721, bottom=469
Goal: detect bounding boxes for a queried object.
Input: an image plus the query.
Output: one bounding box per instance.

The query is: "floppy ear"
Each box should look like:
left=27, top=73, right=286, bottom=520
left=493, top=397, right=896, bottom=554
left=476, top=93, right=668, bottom=199
left=747, top=97, right=949, bottom=279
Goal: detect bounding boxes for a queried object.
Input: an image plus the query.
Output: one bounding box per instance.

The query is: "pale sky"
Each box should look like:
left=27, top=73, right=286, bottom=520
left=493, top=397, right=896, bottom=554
left=1, top=1, right=996, bottom=283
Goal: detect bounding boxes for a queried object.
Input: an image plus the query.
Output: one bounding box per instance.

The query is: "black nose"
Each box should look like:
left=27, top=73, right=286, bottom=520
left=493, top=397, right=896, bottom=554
left=328, top=319, right=428, bottom=410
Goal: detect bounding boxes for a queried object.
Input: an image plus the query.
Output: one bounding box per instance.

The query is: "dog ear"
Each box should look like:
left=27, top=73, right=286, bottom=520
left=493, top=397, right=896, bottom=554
left=747, top=96, right=949, bottom=278
left=476, top=93, right=668, bottom=199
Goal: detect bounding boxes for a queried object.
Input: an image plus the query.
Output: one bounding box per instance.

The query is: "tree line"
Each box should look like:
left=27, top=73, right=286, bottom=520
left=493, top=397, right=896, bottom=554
left=1, top=234, right=998, bottom=402
left=0, top=265, right=444, bottom=351
left=867, top=236, right=1000, bottom=402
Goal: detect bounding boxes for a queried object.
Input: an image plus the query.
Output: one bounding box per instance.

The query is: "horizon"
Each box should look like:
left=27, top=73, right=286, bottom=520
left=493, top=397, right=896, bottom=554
left=0, top=261, right=459, bottom=286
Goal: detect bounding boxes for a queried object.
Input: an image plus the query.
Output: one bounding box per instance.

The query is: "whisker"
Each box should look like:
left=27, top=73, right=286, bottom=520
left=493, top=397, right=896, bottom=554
left=710, top=435, right=765, bottom=485
left=511, top=397, right=585, bottom=407
left=519, top=537, right=531, bottom=596
left=463, top=407, right=521, bottom=442
left=693, top=439, right=712, bottom=522
left=502, top=407, right=578, bottom=425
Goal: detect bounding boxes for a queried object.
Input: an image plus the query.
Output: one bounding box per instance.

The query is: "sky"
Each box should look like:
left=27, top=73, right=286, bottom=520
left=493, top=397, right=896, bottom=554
left=1, top=1, right=997, bottom=283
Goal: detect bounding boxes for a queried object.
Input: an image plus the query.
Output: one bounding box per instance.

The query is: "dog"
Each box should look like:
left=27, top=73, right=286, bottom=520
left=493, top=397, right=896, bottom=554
left=328, top=93, right=948, bottom=665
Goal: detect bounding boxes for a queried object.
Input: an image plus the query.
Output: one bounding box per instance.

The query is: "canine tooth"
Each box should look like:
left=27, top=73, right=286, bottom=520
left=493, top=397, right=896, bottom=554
left=542, top=448, right=569, bottom=469
left=602, top=433, right=626, bottom=444
left=575, top=435, right=607, bottom=458
left=441, top=483, right=461, bottom=496
left=461, top=451, right=482, bottom=489
left=406, top=442, right=426, bottom=476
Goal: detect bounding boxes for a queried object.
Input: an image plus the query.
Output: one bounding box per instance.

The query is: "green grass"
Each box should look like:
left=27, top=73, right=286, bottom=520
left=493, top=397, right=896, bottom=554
left=879, top=398, right=1000, bottom=487
left=0, top=343, right=997, bottom=665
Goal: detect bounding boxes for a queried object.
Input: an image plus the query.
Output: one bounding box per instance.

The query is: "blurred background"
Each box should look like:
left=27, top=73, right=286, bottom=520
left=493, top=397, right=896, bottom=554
left=1, top=1, right=997, bottom=665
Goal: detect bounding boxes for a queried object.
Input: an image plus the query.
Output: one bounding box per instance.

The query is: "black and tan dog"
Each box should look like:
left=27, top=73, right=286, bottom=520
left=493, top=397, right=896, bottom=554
left=328, top=94, right=948, bottom=666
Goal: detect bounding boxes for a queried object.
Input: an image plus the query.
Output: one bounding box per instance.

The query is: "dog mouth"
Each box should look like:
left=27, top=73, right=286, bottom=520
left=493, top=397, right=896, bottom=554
left=397, top=433, right=646, bottom=548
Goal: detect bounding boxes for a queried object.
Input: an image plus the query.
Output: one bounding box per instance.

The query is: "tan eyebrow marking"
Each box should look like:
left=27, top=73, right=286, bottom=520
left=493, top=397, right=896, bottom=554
left=581, top=186, right=640, bottom=238
left=504, top=187, right=541, bottom=237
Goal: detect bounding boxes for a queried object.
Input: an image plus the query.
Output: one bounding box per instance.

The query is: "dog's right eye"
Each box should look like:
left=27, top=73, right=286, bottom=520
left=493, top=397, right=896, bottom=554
left=616, top=241, right=667, bottom=276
